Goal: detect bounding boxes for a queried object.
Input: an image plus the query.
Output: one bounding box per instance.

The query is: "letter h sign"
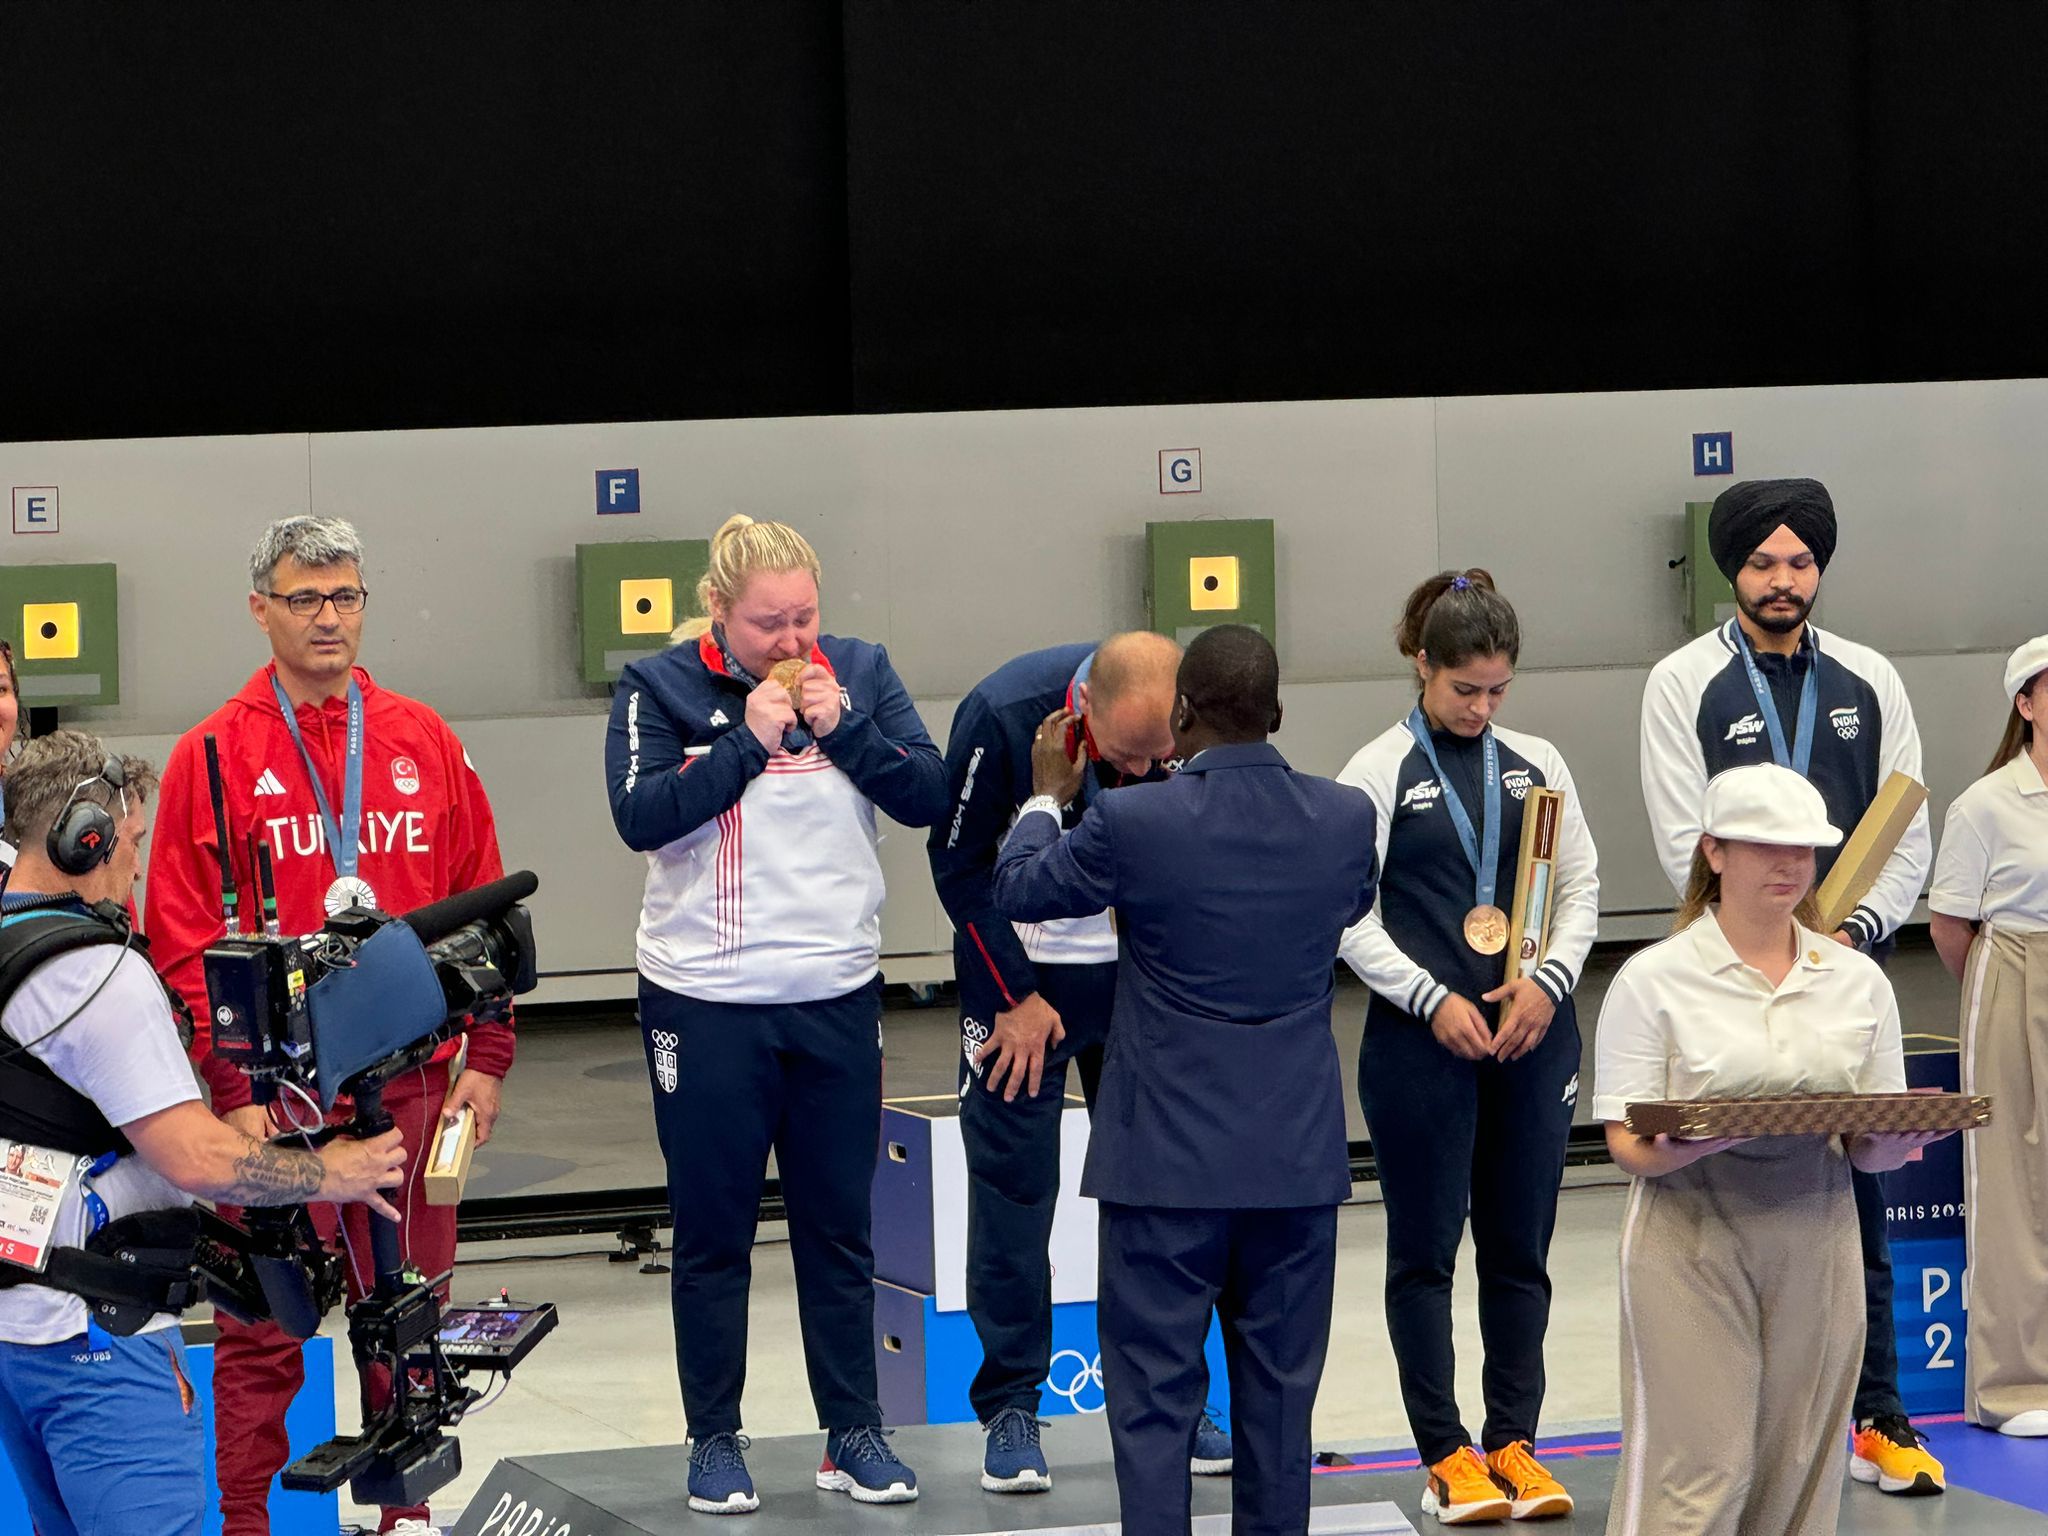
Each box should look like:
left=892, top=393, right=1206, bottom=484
left=1692, top=432, right=1733, bottom=476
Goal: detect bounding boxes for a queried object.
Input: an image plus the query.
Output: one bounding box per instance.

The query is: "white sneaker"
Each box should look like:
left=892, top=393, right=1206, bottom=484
left=382, top=1521, right=441, bottom=1536
left=1998, top=1409, right=2048, bottom=1437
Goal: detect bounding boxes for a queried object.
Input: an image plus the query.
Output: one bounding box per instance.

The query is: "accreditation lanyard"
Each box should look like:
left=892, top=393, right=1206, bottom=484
left=1406, top=706, right=1501, bottom=910
left=1734, top=625, right=1819, bottom=776
left=270, top=674, right=366, bottom=880
left=80, top=1149, right=117, bottom=1350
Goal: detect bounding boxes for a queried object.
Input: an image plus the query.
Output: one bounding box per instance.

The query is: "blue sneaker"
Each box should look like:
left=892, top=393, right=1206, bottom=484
left=980, top=1405, right=1052, bottom=1493
left=1191, top=1408, right=1233, bottom=1475
left=688, top=1432, right=759, bottom=1515
left=817, top=1425, right=920, bottom=1504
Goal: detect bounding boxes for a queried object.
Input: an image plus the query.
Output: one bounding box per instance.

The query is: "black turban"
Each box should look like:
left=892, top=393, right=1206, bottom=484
left=1707, top=478, right=1837, bottom=583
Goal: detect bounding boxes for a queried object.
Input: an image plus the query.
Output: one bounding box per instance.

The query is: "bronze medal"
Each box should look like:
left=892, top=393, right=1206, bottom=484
left=1463, top=904, right=1508, bottom=955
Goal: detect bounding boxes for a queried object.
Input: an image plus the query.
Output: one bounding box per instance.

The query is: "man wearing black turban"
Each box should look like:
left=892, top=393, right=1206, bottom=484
left=1640, top=475, right=1946, bottom=1498
left=1707, top=477, right=1839, bottom=586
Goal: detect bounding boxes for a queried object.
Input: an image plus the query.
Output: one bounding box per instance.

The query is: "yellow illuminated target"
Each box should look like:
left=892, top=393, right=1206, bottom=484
left=1188, top=556, right=1240, bottom=612
left=22, top=602, right=81, bottom=660
left=619, top=578, right=675, bottom=636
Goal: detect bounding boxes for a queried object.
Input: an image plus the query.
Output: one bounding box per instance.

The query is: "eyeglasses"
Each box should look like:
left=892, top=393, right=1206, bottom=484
left=268, top=587, right=368, bottom=617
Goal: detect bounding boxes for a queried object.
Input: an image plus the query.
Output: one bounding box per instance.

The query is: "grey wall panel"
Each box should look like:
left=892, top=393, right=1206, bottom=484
left=1435, top=380, right=2048, bottom=670
left=15, top=381, right=2042, bottom=1008
left=0, top=434, right=311, bottom=737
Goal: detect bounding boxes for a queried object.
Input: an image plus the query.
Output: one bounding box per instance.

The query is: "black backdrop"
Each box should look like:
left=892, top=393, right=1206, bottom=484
left=4, top=2, right=2045, bottom=442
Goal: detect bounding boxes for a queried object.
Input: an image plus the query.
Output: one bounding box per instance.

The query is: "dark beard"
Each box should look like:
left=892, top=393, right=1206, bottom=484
left=1737, top=588, right=1811, bottom=635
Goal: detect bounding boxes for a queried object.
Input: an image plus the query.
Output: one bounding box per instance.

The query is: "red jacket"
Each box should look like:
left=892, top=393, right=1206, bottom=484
left=145, top=662, right=515, bottom=1113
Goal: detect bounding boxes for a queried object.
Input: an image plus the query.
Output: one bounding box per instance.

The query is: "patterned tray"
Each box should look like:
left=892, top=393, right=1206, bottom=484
left=1624, top=1091, right=1992, bottom=1139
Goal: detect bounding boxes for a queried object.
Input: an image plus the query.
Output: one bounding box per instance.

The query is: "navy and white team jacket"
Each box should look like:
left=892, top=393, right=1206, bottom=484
left=606, top=631, right=947, bottom=1005
left=927, top=643, right=1171, bottom=1009
left=1337, top=720, right=1599, bottom=1025
left=1640, top=620, right=1930, bottom=948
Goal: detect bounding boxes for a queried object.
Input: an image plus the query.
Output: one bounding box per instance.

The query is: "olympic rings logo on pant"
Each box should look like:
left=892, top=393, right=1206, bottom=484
left=1044, top=1348, right=1106, bottom=1413
left=650, top=1029, right=679, bottom=1094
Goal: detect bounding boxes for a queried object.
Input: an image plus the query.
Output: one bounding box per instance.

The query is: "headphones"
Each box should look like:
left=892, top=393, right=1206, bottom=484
left=49, top=757, right=129, bottom=877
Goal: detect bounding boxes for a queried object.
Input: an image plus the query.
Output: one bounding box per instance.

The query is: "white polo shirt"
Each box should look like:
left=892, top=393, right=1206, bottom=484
left=1928, top=753, right=2048, bottom=935
left=1592, top=911, right=1906, bottom=1124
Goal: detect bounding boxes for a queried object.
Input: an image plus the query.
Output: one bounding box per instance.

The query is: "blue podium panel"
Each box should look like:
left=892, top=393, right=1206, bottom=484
left=0, top=1331, right=337, bottom=1536
left=1886, top=1045, right=1970, bottom=1415
left=876, top=1281, right=1230, bottom=1427
left=873, top=1095, right=1095, bottom=1311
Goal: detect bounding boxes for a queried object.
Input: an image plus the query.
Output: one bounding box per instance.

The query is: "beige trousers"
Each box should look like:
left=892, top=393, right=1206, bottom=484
left=1959, top=925, right=2048, bottom=1428
left=1607, top=1137, right=1863, bottom=1536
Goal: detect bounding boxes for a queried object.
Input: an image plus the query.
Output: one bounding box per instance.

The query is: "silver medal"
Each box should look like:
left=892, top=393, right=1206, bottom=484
left=324, top=875, right=378, bottom=917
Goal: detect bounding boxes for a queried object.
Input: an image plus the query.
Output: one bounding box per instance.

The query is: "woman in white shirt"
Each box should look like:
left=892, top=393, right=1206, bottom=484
left=1927, top=635, right=2048, bottom=1438
left=1595, top=763, right=1949, bottom=1536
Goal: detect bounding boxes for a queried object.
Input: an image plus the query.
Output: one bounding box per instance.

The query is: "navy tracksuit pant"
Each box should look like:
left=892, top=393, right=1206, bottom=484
left=639, top=973, right=884, bottom=1437
left=1099, top=1203, right=1337, bottom=1536
left=956, top=957, right=1113, bottom=1422
left=1358, top=1003, right=1579, bottom=1464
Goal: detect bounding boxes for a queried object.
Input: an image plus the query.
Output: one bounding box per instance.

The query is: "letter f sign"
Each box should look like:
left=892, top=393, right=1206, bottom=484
left=597, top=467, right=641, bottom=514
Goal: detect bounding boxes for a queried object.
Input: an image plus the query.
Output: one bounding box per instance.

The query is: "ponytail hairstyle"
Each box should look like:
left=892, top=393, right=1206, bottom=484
left=672, top=514, right=824, bottom=644
left=1674, top=838, right=1823, bottom=933
left=1987, top=666, right=2047, bottom=776
left=1394, top=568, right=1521, bottom=682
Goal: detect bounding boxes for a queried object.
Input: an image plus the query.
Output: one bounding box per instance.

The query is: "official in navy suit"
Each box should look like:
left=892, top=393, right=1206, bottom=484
left=993, top=625, right=1380, bottom=1536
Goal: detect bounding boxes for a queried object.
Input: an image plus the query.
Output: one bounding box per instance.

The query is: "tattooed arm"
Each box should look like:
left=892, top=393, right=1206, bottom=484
left=123, top=1102, right=407, bottom=1221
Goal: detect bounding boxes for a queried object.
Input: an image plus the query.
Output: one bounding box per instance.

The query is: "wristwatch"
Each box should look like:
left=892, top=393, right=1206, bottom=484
left=1020, top=794, right=1064, bottom=821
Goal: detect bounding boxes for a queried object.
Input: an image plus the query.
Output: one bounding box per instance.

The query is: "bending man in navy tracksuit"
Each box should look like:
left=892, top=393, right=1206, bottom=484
left=994, top=625, right=1379, bottom=1536
left=928, top=634, right=1233, bottom=1492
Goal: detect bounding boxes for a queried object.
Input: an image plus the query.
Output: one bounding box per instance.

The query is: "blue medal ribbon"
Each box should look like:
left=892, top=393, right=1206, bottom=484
left=271, top=673, right=365, bottom=880
left=1406, top=705, right=1501, bottom=910
left=81, top=1150, right=118, bottom=1350
left=1733, top=623, right=1819, bottom=776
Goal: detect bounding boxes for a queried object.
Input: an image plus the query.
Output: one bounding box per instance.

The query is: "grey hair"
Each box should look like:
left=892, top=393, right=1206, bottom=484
left=0, top=729, right=157, bottom=848
left=248, top=516, right=366, bottom=593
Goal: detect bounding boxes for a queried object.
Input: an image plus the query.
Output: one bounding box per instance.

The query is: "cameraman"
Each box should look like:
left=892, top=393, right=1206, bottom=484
left=0, top=732, right=404, bottom=1536
left=146, top=515, right=515, bottom=1536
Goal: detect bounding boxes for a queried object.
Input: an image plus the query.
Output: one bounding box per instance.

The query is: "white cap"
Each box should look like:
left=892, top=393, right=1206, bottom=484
left=2003, top=635, right=2048, bottom=704
left=1700, top=763, right=1842, bottom=848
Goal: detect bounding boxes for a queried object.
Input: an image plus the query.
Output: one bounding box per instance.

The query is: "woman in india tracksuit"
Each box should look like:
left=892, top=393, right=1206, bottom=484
left=1928, top=635, right=2048, bottom=1439
left=604, top=514, right=949, bottom=1515
left=1337, top=570, right=1599, bottom=1525
left=1596, top=763, right=1950, bottom=1536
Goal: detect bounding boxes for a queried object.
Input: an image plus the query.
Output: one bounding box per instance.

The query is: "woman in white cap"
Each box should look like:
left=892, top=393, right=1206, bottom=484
left=1594, top=763, right=1949, bottom=1536
left=1927, top=635, right=2048, bottom=1438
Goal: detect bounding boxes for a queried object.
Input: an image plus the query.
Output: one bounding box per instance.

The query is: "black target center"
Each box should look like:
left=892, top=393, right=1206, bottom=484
left=635, top=597, right=653, bottom=615
left=39, top=621, right=58, bottom=640
left=1202, top=575, right=1219, bottom=592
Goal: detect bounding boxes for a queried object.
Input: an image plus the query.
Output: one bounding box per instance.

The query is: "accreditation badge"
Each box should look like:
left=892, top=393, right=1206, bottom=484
left=0, top=1140, right=86, bottom=1273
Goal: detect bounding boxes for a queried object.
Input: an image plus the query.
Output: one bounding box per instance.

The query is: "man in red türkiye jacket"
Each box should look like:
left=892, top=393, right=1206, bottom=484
left=145, top=516, right=514, bottom=1536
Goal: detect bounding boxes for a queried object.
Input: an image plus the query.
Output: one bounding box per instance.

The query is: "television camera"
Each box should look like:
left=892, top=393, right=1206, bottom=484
left=193, top=733, right=553, bottom=1510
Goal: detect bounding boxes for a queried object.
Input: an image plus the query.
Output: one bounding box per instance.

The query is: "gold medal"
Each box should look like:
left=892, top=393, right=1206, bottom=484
left=1463, top=904, right=1508, bottom=955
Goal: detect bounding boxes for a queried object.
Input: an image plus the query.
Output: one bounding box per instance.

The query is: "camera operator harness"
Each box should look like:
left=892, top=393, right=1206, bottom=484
left=0, top=895, right=210, bottom=1336
left=1, top=731, right=551, bottom=1511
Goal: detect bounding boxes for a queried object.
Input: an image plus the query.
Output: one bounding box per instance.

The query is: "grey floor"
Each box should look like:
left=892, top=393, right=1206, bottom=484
left=315, top=938, right=2022, bottom=1530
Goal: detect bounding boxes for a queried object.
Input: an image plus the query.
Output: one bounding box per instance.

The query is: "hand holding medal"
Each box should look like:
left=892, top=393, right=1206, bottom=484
left=744, top=666, right=801, bottom=754
left=1031, top=707, right=1088, bottom=808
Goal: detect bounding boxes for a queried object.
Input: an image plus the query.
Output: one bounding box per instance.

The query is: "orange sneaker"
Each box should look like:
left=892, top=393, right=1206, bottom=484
left=1851, top=1415, right=1945, bottom=1496
left=1420, top=1445, right=1511, bottom=1524
left=1485, top=1440, right=1573, bottom=1520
